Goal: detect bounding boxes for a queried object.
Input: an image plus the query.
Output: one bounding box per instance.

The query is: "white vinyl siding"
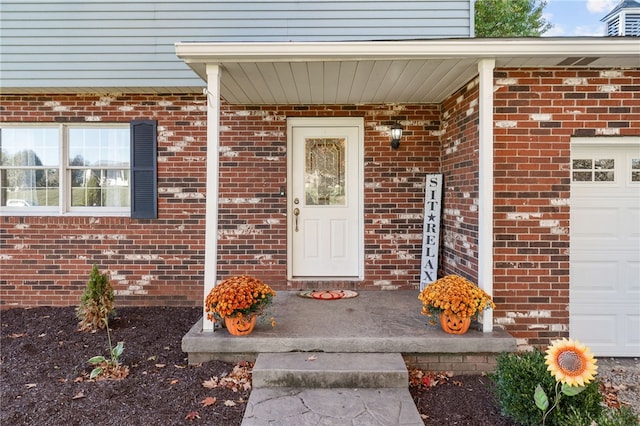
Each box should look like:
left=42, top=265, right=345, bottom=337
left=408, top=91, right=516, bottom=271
left=0, top=0, right=473, bottom=92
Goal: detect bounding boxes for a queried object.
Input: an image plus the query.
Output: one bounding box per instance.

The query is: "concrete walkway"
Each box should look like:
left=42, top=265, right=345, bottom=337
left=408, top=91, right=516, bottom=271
left=242, top=387, right=423, bottom=425
left=242, top=352, right=424, bottom=425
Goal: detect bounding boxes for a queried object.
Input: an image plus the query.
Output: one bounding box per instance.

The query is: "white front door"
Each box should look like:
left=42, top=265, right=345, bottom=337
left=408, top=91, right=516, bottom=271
left=570, top=139, right=640, bottom=356
left=287, top=118, right=363, bottom=279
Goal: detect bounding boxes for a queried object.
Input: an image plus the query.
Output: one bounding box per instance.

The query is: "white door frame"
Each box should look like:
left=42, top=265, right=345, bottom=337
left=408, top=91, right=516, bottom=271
left=286, top=117, right=364, bottom=280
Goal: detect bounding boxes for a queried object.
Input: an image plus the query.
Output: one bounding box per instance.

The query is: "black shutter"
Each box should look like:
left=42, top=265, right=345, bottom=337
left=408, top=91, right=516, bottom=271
left=130, top=120, right=157, bottom=219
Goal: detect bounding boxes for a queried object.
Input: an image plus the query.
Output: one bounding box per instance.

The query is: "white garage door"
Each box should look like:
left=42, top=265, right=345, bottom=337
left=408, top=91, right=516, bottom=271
left=570, top=140, right=640, bottom=356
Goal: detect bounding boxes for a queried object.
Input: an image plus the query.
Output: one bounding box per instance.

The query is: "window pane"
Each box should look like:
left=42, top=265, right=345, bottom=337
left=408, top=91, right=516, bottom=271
left=305, top=138, right=346, bottom=206
left=572, top=171, right=592, bottom=182
left=1, top=168, right=59, bottom=206
left=572, top=159, right=592, bottom=170
left=71, top=169, right=129, bottom=207
left=632, top=159, right=640, bottom=182
left=69, top=128, right=129, bottom=167
left=594, top=158, right=614, bottom=170
left=1, top=128, right=59, bottom=166
left=594, top=171, right=614, bottom=181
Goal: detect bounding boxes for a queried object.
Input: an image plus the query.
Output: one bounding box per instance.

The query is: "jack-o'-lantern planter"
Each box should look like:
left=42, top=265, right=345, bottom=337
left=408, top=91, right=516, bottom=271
left=418, top=275, right=495, bottom=335
left=205, top=276, right=276, bottom=336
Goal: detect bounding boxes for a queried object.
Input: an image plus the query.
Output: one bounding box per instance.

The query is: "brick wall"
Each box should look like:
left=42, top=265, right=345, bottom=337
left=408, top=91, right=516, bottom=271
left=216, top=103, right=441, bottom=290
left=1, top=94, right=441, bottom=307
left=1, top=93, right=209, bottom=307
left=491, top=68, right=640, bottom=348
left=440, top=78, right=480, bottom=282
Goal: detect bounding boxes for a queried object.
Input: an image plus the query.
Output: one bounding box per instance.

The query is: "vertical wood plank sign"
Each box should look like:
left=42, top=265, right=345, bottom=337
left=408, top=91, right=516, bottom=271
left=420, top=174, right=443, bottom=290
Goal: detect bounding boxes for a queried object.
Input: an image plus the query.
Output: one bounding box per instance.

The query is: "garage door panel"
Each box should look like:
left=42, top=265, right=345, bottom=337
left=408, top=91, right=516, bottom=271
left=571, top=206, right=620, bottom=240
left=571, top=252, right=638, bottom=294
left=571, top=259, right=618, bottom=292
left=570, top=312, right=616, bottom=346
left=631, top=206, right=640, bottom=239
left=571, top=141, right=640, bottom=356
left=570, top=310, right=640, bottom=356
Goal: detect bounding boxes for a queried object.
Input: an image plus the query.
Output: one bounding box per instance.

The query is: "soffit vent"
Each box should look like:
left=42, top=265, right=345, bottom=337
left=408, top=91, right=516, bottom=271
left=557, top=57, right=599, bottom=66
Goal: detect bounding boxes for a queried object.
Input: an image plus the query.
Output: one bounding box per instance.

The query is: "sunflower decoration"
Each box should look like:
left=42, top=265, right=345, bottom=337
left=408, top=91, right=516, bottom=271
left=535, top=338, right=599, bottom=426
left=418, top=275, right=495, bottom=323
left=544, top=338, right=598, bottom=387
left=205, top=275, right=276, bottom=323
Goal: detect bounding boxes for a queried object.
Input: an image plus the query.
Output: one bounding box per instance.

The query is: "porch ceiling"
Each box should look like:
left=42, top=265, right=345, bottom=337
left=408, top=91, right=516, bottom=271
left=175, top=38, right=640, bottom=105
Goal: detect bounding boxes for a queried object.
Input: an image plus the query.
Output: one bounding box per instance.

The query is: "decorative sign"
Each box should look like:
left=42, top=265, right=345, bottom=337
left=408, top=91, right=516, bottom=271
left=420, top=174, right=443, bottom=290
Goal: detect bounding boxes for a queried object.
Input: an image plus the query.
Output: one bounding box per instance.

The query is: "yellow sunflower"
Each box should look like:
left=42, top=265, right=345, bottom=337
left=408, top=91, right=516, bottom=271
left=545, top=338, right=598, bottom=387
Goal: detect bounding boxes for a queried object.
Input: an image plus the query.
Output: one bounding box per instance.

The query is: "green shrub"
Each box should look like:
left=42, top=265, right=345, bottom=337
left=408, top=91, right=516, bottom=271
left=76, top=265, right=115, bottom=332
left=562, top=405, right=640, bottom=426
left=491, top=350, right=602, bottom=426
left=562, top=406, right=640, bottom=426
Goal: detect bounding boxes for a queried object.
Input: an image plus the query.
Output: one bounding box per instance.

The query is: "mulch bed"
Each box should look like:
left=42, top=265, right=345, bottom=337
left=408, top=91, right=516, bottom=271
left=2, top=306, right=516, bottom=425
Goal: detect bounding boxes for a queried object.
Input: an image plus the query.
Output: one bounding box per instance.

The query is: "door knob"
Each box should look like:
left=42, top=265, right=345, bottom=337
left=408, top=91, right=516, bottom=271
left=293, top=207, right=300, bottom=232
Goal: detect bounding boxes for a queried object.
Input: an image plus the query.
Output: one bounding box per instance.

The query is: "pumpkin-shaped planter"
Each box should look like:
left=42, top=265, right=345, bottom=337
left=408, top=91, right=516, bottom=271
left=224, top=314, right=257, bottom=336
left=204, top=275, right=276, bottom=336
left=439, top=313, right=471, bottom=335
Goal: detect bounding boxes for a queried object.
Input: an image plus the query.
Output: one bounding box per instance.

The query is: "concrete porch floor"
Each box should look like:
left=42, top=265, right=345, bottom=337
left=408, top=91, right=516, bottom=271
left=183, top=291, right=516, bottom=372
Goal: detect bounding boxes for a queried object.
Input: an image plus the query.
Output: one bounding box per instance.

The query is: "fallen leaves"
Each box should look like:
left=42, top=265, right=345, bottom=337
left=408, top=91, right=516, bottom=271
left=202, top=362, right=253, bottom=392
left=600, top=381, right=626, bottom=409
left=201, top=397, right=217, bottom=407
left=72, top=391, right=85, bottom=400
left=185, top=411, right=200, bottom=421
left=224, top=400, right=237, bottom=407
left=8, top=332, right=27, bottom=339
left=25, top=383, right=37, bottom=389
left=408, top=369, right=453, bottom=389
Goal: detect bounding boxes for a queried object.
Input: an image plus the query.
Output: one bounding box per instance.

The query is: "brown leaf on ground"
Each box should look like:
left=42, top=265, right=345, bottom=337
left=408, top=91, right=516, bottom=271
left=25, top=383, right=37, bottom=389
left=72, top=392, right=85, bottom=400
left=169, top=379, right=179, bottom=385
left=91, top=364, right=130, bottom=381
left=201, top=396, right=217, bottom=407
left=224, top=400, right=237, bottom=407
left=202, top=377, right=219, bottom=389
left=408, top=369, right=452, bottom=389
left=600, top=382, right=622, bottom=409
left=8, top=333, right=27, bottom=338
left=185, top=411, right=200, bottom=421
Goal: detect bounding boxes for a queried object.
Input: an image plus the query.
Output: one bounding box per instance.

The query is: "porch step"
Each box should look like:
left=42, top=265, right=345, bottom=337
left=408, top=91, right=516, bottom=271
left=243, top=352, right=424, bottom=425
left=242, top=387, right=424, bottom=425
left=252, top=352, right=408, bottom=388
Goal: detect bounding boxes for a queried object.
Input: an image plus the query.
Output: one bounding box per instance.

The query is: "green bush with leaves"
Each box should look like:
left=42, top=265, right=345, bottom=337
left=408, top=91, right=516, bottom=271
left=562, top=405, right=640, bottom=426
left=76, top=265, right=115, bottom=332
left=491, top=350, right=602, bottom=426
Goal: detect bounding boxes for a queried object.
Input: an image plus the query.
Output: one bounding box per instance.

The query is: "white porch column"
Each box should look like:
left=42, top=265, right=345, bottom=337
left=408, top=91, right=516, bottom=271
left=478, top=58, right=495, bottom=333
left=203, top=64, right=221, bottom=332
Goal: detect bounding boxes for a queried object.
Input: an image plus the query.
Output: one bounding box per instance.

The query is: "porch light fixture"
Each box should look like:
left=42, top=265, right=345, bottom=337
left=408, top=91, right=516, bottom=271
left=390, top=122, right=403, bottom=149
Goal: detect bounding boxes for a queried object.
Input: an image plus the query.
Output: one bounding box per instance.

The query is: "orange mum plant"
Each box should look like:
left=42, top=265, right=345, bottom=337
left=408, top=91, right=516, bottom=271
left=205, top=275, right=276, bottom=323
left=418, top=274, right=495, bottom=322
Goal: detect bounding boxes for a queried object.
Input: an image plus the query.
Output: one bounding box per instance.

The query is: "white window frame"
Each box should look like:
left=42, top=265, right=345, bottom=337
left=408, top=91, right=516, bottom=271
left=0, top=123, right=130, bottom=217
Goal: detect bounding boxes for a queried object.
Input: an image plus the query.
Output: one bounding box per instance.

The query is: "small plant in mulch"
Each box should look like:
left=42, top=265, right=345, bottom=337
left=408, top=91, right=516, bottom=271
left=86, top=317, right=129, bottom=380
left=76, top=265, right=116, bottom=332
